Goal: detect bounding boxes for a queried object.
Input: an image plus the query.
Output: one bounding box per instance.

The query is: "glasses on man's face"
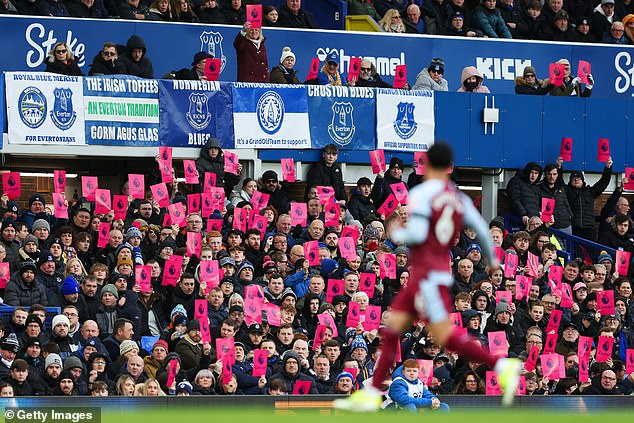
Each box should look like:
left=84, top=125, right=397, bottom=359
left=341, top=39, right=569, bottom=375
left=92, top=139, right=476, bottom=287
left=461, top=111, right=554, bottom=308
left=360, top=67, right=371, bottom=72
left=102, top=51, right=116, bottom=57
left=55, top=49, right=67, bottom=54
left=525, top=74, right=536, bottom=78
left=266, top=179, right=277, bottom=184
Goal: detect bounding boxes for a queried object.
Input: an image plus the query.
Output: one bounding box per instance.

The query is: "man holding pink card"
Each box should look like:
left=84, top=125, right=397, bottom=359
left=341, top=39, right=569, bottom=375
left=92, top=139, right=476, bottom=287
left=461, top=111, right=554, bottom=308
left=305, top=144, right=347, bottom=205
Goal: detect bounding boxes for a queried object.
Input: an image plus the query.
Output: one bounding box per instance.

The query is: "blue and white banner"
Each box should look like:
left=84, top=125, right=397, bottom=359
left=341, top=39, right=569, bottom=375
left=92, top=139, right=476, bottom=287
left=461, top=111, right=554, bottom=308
left=5, top=71, right=85, bottom=145
left=232, top=83, right=310, bottom=149
left=376, top=89, right=434, bottom=152
left=84, top=76, right=159, bottom=146
left=158, top=80, right=234, bottom=148
left=307, top=85, right=375, bottom=150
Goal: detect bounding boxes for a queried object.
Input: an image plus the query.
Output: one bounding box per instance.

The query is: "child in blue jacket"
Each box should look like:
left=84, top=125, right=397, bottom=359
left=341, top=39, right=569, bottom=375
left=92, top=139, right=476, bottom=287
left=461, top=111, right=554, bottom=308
left=383, top=359, right=450, bottom=412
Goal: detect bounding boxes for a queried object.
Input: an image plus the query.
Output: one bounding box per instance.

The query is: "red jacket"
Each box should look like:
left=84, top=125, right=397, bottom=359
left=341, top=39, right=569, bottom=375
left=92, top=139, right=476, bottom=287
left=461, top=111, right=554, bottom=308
left=233, top=32, right=269, bottom=83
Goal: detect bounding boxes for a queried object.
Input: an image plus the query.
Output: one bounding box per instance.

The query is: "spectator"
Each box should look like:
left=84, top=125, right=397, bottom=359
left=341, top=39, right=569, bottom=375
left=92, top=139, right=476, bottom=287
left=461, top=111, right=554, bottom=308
left=37, top=0, right=68, bottom=16
left=506, top=162, right=542, bottom=226
left=519, top=0, right=547, bottom=40
left=197, top=0, right=225, bottom=23
left=403, top=4, right=425, bottom=34
left=347, top=0, right=380, bottom=22
left=44, top=42, right=83, bottom=76
left=384, top=360, right=450, bottom=411
left=263, top=5, right=278, bottom=26
left=66, top=0, right=108, bottom=18
left=305, top=144, right=347, bottom=205
left=602, top=20, right=627, bottom=42
left=270, top=47, right=301, bottom=84
left=277, top=0, right=316, bottom=29
left=413, top=58, right=449, bottom=91
left=444, top=0, right=474, bottom=29
left=541, top=10, right=577, bottom=41
left=0, top=0, right=18, bottom=13
left=457, top=66, right=490, bottom=92
left=473, top=0, right=512, bottom=38
left=222, top=0, right=245, bottom=25
left=234, top=21, right=269, bottom=83
left=316, top=50, right=343, bottom=86
left=174, top=51, right=212, bottom=80
left=574, top=16, right=596, bottom=42
left=88, top=42, right=127, bottom=76
left=373, top=0, right=402, bottom=17
left=539, top=162, right=574, bottom=234
left=623, top=13, right=634, bottom=42
left=444, top=10, right=483, bottom=36
left=119, top=35, right=154, bottom=79
left=379, top=9, right=406, bottom=33
left=497, top=0, right=523, bottom=38
left=548, top=58, right=593, bottom=97
left=371, top=157, right=406, bottom=207
left=118, top=0, right=148, bottom=20
left=592, top=0, right=616, bottom=40
left=195, top=138, right=242, bottom=198
left=354, top=59, right=391, bottom=88
left=422, top=0, right=447, bottom=34
left=514, top=66, right=553, bottom=95
left=147, top=0, right=173, bottom=20
left=259, top=171, right=290, bottom=214
left=172, top=0, right=198, bottom=22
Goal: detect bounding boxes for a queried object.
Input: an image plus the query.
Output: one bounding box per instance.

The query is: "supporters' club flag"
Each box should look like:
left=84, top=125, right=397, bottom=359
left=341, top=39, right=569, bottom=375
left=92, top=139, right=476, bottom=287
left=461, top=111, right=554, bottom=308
left=541, top=197, right=555, bottom=223
left=199, top=260, right=220, bottom=291
left=183, top=160, right=199, bottom=184
left=97, top=222, right=111, bottom=249
left=346, top=301, right=361, bottom=327
left=307, top=58, right=320, bottom=80
left=150, top=183, right=169, bottom=208
left=317, top=313, right=338, bottom=337
left=250, top=214, right=268, bottom=238
left=224, top=151, right=240, bottom=175
left=0, top=262, right=10, bottom=289
left=340, top=225, right=360, bottom=246
left=128, top=174, right=145, bottom=199
left=113, top=195, right=128, bottom=220
left=393, top=65, right=407, bottom=88
left=595, top=336, right=614, bottom=362
left=338, top=237, right=356, bottom=261
left=324, top=201, right=340, bottom=227
left=390, top=182, right=408, bottom=204
left=503, top=253, right=518, bottom=278
left=597, top=289, right=615, bottom=315
left=616, top=250, right=630, bottom=276
left=290, top=202, right=307, bottom=226
left=485, top=371, right=501, bottom=395
left=292, top=380, right=312, bottom=395
left=495, top=290, right=512, bottom=304
left=246, top=4, right=262, bottom=28
left=233, top=207, right=248, bottom=232
left=209, top=187, right=225, bottom=212
left=578, top=336, right=593, bottom=358
left=204, top=58, right=221, bottom=81
left=359, top=272, right=375, bottom=298
left=207, top=218, right=223, bottom=233
left=578, top=60, right=591, bottom=84
left=54, top=170, right=66, bottom=194
left=94, top=189, right=111, bottom=214
left=625, top=168, right=634, bottom=190
left=251, top=190, right=270, bottom=213
left=516, top=376, right=526, bottom=395
left=515, top=275, right=531, bottom=300
left=281, top=158, right=296, bottom=182
left=545, top=309, right=562, bottom=333
left=549, top=265, right=563, bottom=285
left=540, top=353, right=560, bottom=379
left=363, top=305, right=381, bottom=331
left=550, top=63, right=566, bottom=87
left=2, top=172, right=20, bottom=200
left=53, top=193, right=68, bottom=219
left=167, top=203, right=186, bottom=228
left=626, top=349, right=634, bottom=375
left=81, top=176, right=98, bottom=201
left=413, top=151, right=427, bottom=176
left=578, top=355, right=589, bottom=383
left=378, top=253, right=396, bottom=279
left=203, top=172, right=217, bottom=193
left=326, top=279, right=343, bottom=303
left=377, top=193, right=399, bottom=216
left=188, top=194, right=200, bottom=214
left=559, top=137, right=572, bottom=161
left=252, top=349, right=268, bottom=377
left=135, top=265, right=152, bottom=293
left=304, top=240, right=320, bottom=266
left=186, top=232, right=202, bottom=257
left=597, top=138, right=610, bottom=162
left=526, top=252, right=539, bottom=277
left=369, top=149, right=386, bottom=174
left=348, top=57, right=361, bottom=82
left=162, top=255, right=183, bottom=286
left=543, top=333, right=558, bottom=354
left=488, top=331, right=508, bottom=357
left=316, top=186, right=335, bottom=205
left=264, top=303, right=281, bottom=327
left=245, top=297, right=263, bottom=325
left=524, top=345, right=540, bottom=372
left=417, top=359, right=434, bottom=384
left=167, top=359, right=178, bottom=388
left=450, top=312, right=462, bottom=327
left=313, top=324, right=327, bottom=350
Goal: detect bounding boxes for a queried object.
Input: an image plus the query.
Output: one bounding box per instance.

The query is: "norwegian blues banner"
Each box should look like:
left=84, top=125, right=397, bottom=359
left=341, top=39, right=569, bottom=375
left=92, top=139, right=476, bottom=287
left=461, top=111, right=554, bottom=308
left=376, top=89, right=434, bottom=152
left=158, top=80, right=234, bottom=148
left=307, top=85, right=376, bottom=150
left=232, top=83, right=310, bottom=149
left=5, top=71, right=85, bottom=145
left=84, top=75, right=159, bottom=146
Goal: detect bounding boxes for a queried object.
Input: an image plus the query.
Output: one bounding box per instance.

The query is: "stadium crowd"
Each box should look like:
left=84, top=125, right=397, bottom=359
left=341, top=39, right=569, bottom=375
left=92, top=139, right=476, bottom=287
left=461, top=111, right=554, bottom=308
left=0, top=140, right=633, bottom=401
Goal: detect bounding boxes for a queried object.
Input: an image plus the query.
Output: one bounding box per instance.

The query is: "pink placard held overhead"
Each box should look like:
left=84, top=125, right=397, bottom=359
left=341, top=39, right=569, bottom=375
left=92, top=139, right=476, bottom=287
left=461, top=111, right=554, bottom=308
left=250, top=214, right=268, bottom=238
left=251, top=190, right=270, bottom=213
left=128, top=174, right=145, bottom=199
left=359, top=273, right=376, bottom=298
left=53, top=193, right=68, bottom=219
left=560, top=137, right=573, bottom=161
left=245, top=297, right=263, bottom=325
left=81, top=176, right=98, bottom=201
left=625, top=168, right=634, bottom=190
left=597, top=290, right=615, bottom=315
left=363, top=305, right=381, bottom=331
left=369, top=149, right=386, bottom=174
left=183, top=160, right=199, bottom=184
left=159, top=146, right=172, bottom=164
left=244, top=284, right=265, bottom=303
left=233, top=207, right=248, bottom=232
left=377, top=193, right=399, bottom=216
left=290, top=202, right=307, bottom=226
left=135, top=265, right=152, bottom=293
left=526, top=252, right=539, bottom=277
left=159, top=161, right=173, bottom=184
left=0, top=262, right=9, bottom=289
left=378, top=253, right=396, bottom=279
left=346, top=301, right=361, bottom=327
left=578, top=355, right=589, bottom=383
left=246, top=4, right=262, bottom=28
left=503, top=253, right=518, bottom=278
left=546, top=309, right=562, bottom=333
left=2, top=172, right=20, bottom=200
left=487, top=331, right=508, bottom=357
left=326, top=279, right=344, bottom=303
left=188, top=194, right=201, bottom=214
left=543, top=333, right=558, bottom=354
left=550, top=63, right=566, bottom=87
left=304, top=240, right=320, bottom=266
left=113, top=195, right=128, bottom=220
left=515, top=275, right=531, bottom=300
left=252, top=349, right=268, bottom=377
left=597, top=138, right=610, bottom=162
left=204, top=58, right=221, bottom=81
left=95, top=189, right=112, bottom=215
left=577, top=60, right=591, bottom=84
left=391, top=182, right=408, bottom=204
left=348, top=57, right=361, bottom=82
left=338, top=237, right=357, bottom=261
left=413, top=151, right=427, bottom=175
left=162, top=255, right=183, bottom=287
left=540, top=353, right=560, bottom=379
left=393, top=65, right=407, bottom=88
left=186, top=232, right=202, bottom=257
left=150, top=183, right=170, bottom=208
left=560, top=283, right=574, bottom=308
left=54, top=170, right=66, bottom=194
left=195, top=300, right=212, bottom=344
left=616, top=250, right=630, bottom=276
left=224, top=151, right=240, bottom=175
left=578, top=336, right=593, bottom=359
left=307, top=58, right=320, bottom=80
left=313, top=324, right=327, bottom=350
left=417, top=360, right=434, bottom=385
left=209, top=187, right=225, bottom=212
left=281, top=158, right=296, bottom=182
left=203, top=172, right=217, bottom=193
left=549, top=265, right=563, bottom=285
left=97, top=222, right=111, bottom=249
left=199, top=260, right=220, bottom=291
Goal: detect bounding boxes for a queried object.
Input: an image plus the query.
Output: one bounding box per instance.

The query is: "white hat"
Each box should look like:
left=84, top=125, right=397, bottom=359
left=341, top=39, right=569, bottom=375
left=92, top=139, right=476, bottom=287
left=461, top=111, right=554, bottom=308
left=280, top=47, right=295, bottom=64
left=52, top=314, right=70, bottom=329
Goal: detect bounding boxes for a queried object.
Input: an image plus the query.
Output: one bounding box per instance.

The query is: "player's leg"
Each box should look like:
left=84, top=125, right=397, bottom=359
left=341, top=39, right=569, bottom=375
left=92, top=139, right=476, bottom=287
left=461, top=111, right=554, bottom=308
left=370, top=310, right=413, bottom=391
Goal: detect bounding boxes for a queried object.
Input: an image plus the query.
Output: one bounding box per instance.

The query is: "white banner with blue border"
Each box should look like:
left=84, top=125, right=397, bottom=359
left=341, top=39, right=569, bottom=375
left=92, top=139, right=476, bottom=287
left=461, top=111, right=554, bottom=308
left=376, top=89, right=434, bottom=152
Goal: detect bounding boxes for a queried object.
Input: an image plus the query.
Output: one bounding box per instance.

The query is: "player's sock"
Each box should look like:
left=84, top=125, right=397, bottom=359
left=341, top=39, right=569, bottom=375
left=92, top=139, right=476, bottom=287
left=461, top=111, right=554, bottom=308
left=444, top=329, right=497, bottom=369
left=371, top=326, right=400, bottom=391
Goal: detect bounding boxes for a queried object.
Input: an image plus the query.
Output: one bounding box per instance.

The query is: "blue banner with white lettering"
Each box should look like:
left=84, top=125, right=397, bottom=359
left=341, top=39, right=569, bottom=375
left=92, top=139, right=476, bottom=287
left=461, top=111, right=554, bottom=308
left=84, top=75, right=159, bottom=146
left=158, top=80, right=233, bottom=148
left=0, top=73, right=4, bottom=149
left=306, top=85, right=375, bottom=150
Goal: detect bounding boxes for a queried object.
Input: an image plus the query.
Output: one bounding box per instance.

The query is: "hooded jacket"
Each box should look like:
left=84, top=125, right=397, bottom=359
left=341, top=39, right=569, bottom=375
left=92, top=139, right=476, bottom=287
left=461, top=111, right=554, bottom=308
left=565, top=166, right=611, bottom=232
left=412, top=67, right=449, bottom=91
left=514, top=76, right=553, bottom=95
left=457, top=66, right=490, bottom=93
left=384, top=365, right=445, bottom=411
left=506, top=162, right=543, bottom=219
left=195, top=138, right=240, bottom=196
left=120, top=35, right=154, bottom=79
left=268, top=351, right=319, bottom=393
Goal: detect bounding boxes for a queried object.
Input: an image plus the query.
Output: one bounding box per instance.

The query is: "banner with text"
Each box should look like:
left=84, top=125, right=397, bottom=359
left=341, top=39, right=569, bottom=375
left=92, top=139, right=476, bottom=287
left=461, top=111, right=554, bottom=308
left=84, top=75, right=159, bottom=146
left=232, top=83, right=310, bottom=149
left=376, top=89, right=434, bottom=152
left=158, top=80, right=234, bottom=148
left=307, top=85, right=376, bottom=150
left=5, top=72, right=85, bottom=145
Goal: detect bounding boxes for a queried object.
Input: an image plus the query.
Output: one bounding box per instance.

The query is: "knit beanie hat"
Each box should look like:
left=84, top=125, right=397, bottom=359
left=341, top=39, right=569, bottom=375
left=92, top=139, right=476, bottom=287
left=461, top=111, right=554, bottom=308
left=363, top=225, right=380, bottom=242
left=52, top=314, right=70, bottom=329
left=101, top=284, right=119, bottom=299
left=350, top=335, right=368, bottom=352
left=45, top=353, right=62, bottom=369
left=119, top=340, right=139, bottom=355
left=61, top=276, right=81, bottom=296
left=494, top=297, right=510, bottom=316
left=32, top=219, right=51, bottom=233
left=280, top=46, right=295, bottom=64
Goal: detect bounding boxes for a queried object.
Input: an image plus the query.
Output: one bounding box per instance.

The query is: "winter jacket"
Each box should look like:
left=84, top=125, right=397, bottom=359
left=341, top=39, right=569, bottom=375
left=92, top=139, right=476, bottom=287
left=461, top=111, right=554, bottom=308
left=4, top=273, right=49, bottom=307
left=44, top=56, right=84, bottom=76
left=514, top=76, right=554, bottom=95
left=305, top=160, right=346, bottom=202
left=582, top=376, right=622, bottom=395
left=37, top=0, right=69, bottom=16
left=277, top=4, right=317, bottom=29
left=371, top=173, right=405, bottom=207
left=412, top=68, right=448, bottom=91
left=473, top=5, right=512, bottom=38
left=233, top=32, right=269, bottom=83
left=174, top=334, right=212, bottom=371
left=262, top=183, right=290, bottom=214
left=195, top=138, right=240, bottom=196
left=600, top=219, right=634, bottom=253
left=384, top=365, right=449, bottom=412
left=66, top=0, right=108, bottom=17
left=119, top=35, right=154, bottom=79
left=506, top=162, right=543, bottom=218
left=347, top=0, right=380, bottom=21
left=457, top=66, right=490, bottom=93
left=591, top=5, right=614, bottom=41
left=269, top=65, right=301, bottom=84
left=565, top=166, right=611, bottom=232
left=198, top=5, right=227, bottom=23
left=347, top=189, right=377, bottom=222
left=549, top=75, right=592, bottom=97
left=540, top=22, right=578, bottom=42
left=268, top=352, right=319, bottom=394
left=538, top=179, right=574, bottom=229
left=88, top=54, right=127, bottom=76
